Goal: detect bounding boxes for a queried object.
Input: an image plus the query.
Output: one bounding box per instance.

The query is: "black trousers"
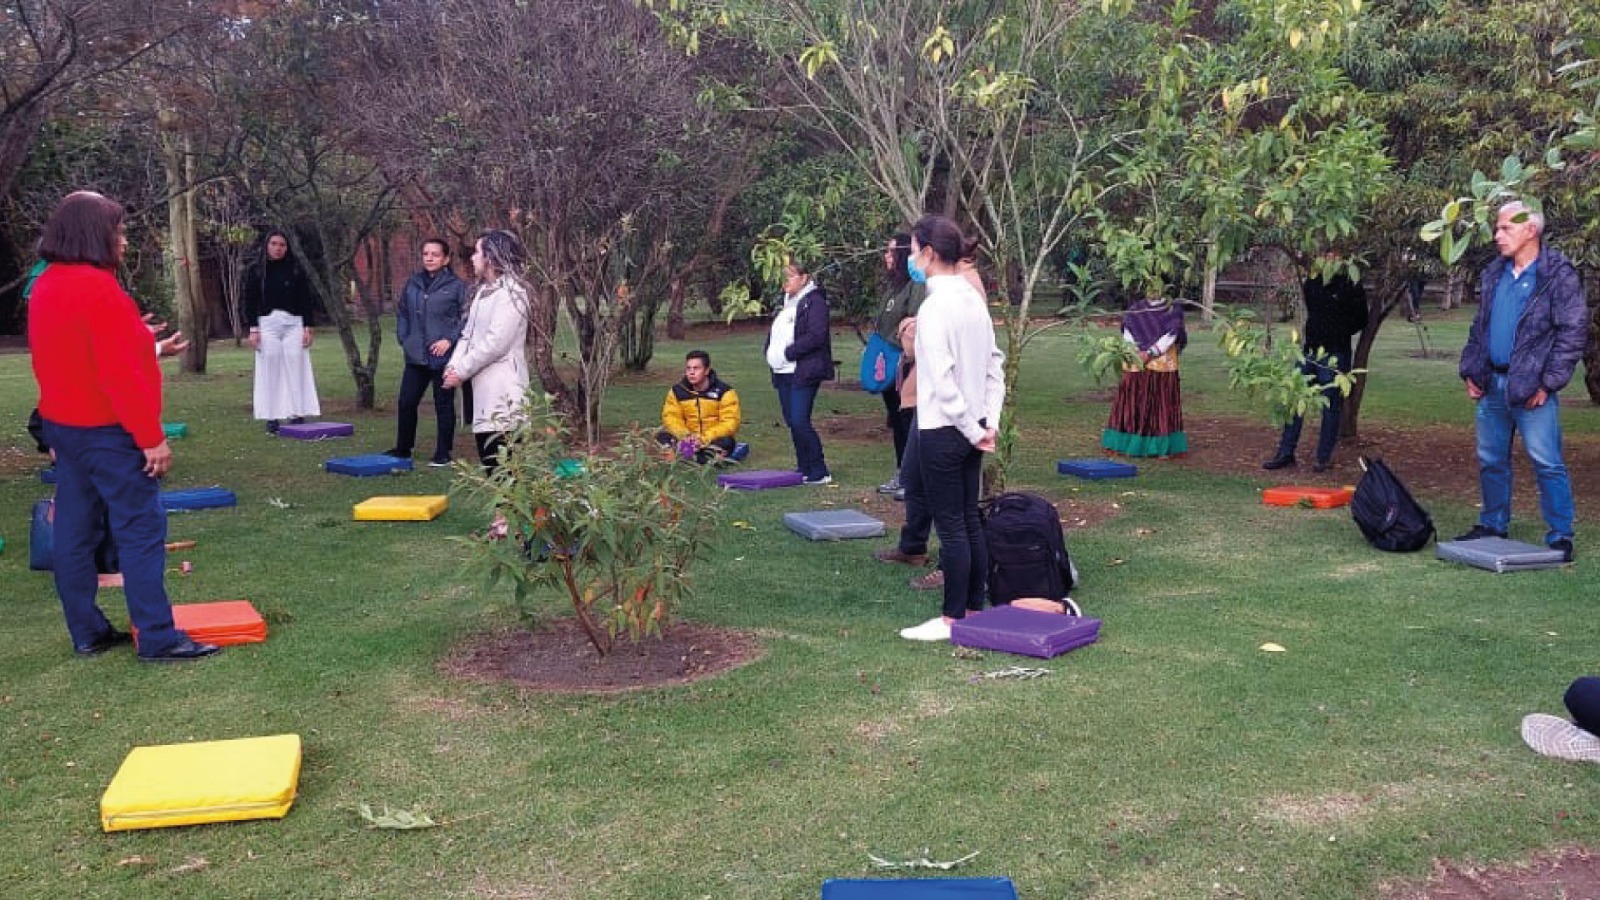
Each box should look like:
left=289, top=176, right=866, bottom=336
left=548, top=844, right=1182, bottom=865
left=920, top=425, right=986, bottom=619
left=1567, top=677, right=1600, bottom=735
left=881, top=385, right=911, bottom=467
left=394, top=362, right=456, bottom=459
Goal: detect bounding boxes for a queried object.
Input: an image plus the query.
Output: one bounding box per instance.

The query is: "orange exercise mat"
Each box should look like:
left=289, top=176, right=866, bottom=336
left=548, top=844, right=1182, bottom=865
left=1262, top=485, right=1355, bottom=509
left=135, top=601, right=267, bottom=647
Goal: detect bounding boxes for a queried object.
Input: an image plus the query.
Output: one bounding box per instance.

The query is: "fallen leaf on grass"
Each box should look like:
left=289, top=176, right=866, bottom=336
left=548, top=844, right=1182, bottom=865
left=357, top=803, right=437, bottom=830
left=170, top=856, right=209, bottom=874
left=1134, top=527, right=1155, bottom=536
left=1106, top=558, right=1125, bottom=566
left=868, top=849, right=980, bottom=870
left=1259, top=643, right=1287, bottom=653
left=731, top=521, right=756, bottom=530
left=116, top=856, right=153, bottom=867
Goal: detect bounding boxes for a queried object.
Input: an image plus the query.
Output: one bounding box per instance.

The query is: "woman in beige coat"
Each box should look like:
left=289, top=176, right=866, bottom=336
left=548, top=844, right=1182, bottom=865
left=443, top=230, right=530, bottom=477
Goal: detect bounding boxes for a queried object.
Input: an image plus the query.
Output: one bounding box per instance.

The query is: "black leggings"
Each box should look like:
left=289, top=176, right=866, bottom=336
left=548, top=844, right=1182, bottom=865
left=474, top=432, right=507, bottom=474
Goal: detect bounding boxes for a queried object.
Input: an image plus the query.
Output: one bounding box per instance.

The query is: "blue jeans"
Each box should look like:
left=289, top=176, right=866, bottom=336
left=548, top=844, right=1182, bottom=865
left=1276, top=355, right=1345, bottom=464
left=784, top=380, right=828, bottom=480
left=770, top=372, right=793, bottom=429
left=42, top=421, right=187, bottom=654
left=1475, top=373, right=1575, bottom=544
left=920, top=426, right=985, bottom=618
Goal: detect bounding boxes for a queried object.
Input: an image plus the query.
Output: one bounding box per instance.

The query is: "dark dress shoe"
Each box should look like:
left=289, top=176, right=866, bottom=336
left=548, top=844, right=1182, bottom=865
left=1261, top=455, right=1296, bottom=471
left=1312, top=459, right=1331, bottom=473
left=138, top=639, right=221, bottom=663
left=1452, top=525, right=1508, bottom=542
left=74, top=629, right=133, bottom=657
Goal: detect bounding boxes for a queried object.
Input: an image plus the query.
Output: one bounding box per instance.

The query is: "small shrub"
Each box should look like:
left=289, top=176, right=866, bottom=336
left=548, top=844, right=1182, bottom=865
left=455, top=394, right=722, bottom=656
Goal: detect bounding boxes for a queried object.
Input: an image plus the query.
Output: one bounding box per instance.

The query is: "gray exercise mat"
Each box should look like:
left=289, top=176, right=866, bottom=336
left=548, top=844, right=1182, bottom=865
left=783, top=509, right=886, bottom=541
left=1436, top=537, right=1568, bottom=573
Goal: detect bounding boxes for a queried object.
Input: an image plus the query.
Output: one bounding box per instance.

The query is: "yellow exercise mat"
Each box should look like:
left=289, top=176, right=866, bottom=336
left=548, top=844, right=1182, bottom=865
left=101, top=734, right=302, bottom=832
left=352, top=495, right=449, bottom=521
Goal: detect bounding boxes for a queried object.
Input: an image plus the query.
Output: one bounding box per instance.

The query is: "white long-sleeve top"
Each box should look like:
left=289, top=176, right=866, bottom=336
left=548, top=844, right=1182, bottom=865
left=765, top=287, right=805, bottom=373
left=914, top=273, right=1005, bottom=445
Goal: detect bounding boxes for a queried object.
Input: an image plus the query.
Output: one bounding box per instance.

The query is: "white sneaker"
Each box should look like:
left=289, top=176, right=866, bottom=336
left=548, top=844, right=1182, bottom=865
left=1522, top=714, right=1600, bottom=762
left=803, top=474, right=833, bottom=485
left=899, top=616, right=951, bottom=642
left=877, top=475, right=901, bottom=494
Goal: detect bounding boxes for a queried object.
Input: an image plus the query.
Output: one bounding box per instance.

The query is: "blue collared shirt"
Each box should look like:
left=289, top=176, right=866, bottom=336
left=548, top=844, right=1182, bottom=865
left=1488, top=260, right=1538, bottom=367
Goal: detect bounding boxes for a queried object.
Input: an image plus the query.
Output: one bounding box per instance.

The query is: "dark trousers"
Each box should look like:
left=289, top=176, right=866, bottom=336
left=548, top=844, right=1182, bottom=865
left=881, top=386, right=911, bottom=466
left=771, top=371, right=793, bottom=428
left=897, top=411, right=933, bottom=556
left=1275, top=355, right=1346, bottom=464
left=654, top=429, right=736, bottom=464
left=1567, top=677, right=1600, bottom=736
left=920, top=425, right=986, bottom=619
left=394, top=362, right=456, bottom=459
left=474, top=431, right=507, bottom=475
left=42, top=421, right=184, bottom=653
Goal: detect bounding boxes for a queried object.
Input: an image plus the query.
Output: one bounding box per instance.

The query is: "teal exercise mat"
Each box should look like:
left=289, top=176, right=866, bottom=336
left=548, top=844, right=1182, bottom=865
left=1436, top=537, right=1568, bottom=573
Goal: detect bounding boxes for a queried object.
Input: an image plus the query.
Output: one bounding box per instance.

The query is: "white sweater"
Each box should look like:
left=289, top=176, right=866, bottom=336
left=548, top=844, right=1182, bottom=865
left=765, top=288, right=804, bottom=373
left=914, top=273, right=1005, bottom=445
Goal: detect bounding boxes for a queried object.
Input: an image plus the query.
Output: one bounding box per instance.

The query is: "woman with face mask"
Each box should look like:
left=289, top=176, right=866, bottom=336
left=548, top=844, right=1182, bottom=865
left=898, top=215, right=1005, bottom=643
left=243, top=229, right=321, bottom=433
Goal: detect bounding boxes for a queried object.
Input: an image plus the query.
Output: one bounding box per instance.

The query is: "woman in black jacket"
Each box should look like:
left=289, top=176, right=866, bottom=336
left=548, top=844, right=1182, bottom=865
left=776, top=261, right=833, bottom=484
left=385, top=238, right=466, bottom=465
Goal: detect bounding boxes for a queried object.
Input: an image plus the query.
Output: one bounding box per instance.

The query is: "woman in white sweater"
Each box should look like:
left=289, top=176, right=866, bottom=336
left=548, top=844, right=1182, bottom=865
left=442, top=229, right=530, bottom=476
left=899, top=215, right=1005, bottom=642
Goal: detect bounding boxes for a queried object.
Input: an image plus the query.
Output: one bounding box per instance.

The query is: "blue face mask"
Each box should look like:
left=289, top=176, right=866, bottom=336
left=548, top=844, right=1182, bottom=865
left=906, top=252, right=928, bottom=284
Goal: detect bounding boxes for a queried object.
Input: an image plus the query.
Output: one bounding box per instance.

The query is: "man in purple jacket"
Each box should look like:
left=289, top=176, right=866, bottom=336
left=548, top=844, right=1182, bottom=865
left=1456, top=201, right=1586, bottom=561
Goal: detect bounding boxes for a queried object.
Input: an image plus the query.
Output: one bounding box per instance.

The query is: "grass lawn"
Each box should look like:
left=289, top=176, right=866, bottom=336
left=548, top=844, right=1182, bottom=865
left=2, top=309, right=1598, bottom=898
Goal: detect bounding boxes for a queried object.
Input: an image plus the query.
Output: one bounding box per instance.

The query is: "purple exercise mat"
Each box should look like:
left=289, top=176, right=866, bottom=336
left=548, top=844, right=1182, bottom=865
left=950, top=605, right=1102, bottom=658
left=278, top=421, right=355, bottom=440
left=717, top=469, right=804, bottom=490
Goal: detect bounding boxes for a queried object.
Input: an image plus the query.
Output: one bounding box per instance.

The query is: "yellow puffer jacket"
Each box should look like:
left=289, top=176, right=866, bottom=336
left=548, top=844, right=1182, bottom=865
left=661, top=373, right=741, bottom=443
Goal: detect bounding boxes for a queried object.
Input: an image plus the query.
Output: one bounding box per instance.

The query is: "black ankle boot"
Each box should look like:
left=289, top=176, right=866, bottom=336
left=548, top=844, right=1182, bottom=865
left=1261, top=454, right=1295, bottom=471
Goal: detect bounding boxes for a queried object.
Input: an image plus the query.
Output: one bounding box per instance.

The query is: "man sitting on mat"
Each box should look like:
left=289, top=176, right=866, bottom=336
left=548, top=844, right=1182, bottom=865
left=657, top=350, right=741, bottom=464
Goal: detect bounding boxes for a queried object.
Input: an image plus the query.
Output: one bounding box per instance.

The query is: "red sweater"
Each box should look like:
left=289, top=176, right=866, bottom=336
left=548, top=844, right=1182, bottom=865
left=29, top=264, right=165, bottom=448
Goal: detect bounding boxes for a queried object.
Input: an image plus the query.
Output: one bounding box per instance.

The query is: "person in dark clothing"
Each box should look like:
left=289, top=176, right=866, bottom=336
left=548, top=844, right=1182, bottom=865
left=243, top=229, right=321, bottom=433
left=1263, top=263, right=1369, bottom=473
left=385, top=238, right=466, bottom=465
left=768, top=261, right=833, bottom=484
left=872, top=233, right=925, bottom=494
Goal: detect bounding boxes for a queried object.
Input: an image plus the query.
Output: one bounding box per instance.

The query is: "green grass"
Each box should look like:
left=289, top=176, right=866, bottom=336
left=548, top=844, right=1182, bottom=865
left=2, top=310, right=1598, bottom=898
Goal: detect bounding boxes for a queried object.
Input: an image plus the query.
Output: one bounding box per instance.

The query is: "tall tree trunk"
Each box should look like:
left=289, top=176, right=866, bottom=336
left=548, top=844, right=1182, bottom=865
left=1583, top=274, right=1600, bottom=404
left=1340, top=279, right=1405, bottom=441
left=666, top=276, right=687, bottom=340
left=528, top=282, right=579, bottom=421
left=163, top=133, right=209, bottom=372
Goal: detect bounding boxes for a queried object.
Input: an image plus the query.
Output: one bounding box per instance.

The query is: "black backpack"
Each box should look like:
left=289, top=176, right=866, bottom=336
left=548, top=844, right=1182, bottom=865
left=982, top=492, right=1078, bottom=604
left=1350, top=456, right=1435, bottom=552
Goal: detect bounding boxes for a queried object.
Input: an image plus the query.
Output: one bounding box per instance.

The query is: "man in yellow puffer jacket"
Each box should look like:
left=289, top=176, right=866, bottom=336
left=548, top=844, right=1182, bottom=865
left=657, top=350, right=741, bottom=463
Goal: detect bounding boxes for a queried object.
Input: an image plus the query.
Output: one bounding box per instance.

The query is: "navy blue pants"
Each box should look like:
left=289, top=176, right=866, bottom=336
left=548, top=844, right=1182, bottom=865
left=394, top=362, right=456, bottom=460
left=42, top=421, right=185, bottom=654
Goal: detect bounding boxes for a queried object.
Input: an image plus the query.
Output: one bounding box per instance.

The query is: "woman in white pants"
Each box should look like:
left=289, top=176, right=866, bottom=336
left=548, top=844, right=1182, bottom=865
left=243, top=230, right=320, bottom=433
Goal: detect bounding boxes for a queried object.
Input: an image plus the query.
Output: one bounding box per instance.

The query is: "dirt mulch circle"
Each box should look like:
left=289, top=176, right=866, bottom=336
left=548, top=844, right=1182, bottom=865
left=439, top=619, right=764, bottom=694
left=1381, top=846, right=1600, bottom=899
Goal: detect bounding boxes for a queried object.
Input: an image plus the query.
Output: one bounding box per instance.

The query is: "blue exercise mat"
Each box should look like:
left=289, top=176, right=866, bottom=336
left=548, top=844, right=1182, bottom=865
left=728, top=442, right=750, bottom=462
left=822, top=877, right=1018, bottom=899
left=162, top=487, right=237, bottom=511
left=1057, top=458, right=1137, bottom=480
left=325, top=454, right=415, bottom=477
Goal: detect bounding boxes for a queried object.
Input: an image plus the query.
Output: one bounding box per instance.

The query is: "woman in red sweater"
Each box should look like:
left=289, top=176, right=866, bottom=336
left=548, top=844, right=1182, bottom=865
left=28, top=191, right=218, bottom=662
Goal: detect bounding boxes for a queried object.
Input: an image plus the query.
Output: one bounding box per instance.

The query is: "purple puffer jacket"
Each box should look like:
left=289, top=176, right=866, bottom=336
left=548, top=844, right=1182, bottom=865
left=1459, top=245, right=1588, bottom=407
